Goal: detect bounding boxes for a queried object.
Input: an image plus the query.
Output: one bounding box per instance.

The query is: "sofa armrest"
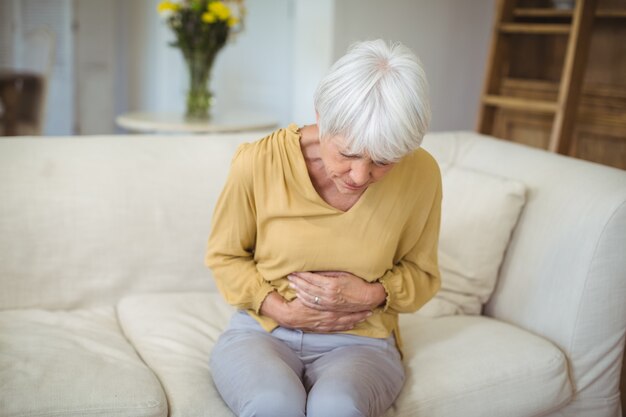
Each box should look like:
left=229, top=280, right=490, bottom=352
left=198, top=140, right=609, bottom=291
left=422, top=131, right=626, bottom=415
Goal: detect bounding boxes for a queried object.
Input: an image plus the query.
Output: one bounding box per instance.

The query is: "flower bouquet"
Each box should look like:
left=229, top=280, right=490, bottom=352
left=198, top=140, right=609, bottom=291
left=158, top=0, right=246, bottom=119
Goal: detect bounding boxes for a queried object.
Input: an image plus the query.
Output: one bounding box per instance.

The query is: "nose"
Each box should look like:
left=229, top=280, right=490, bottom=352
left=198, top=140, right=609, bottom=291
left=349, top=161, right=371, bottom=186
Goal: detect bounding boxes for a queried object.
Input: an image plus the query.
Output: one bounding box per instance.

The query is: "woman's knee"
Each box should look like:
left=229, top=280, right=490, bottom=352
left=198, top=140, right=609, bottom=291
left=240, top=389, right=306, bottom=417
left=307, top=391, right=365, bottom=417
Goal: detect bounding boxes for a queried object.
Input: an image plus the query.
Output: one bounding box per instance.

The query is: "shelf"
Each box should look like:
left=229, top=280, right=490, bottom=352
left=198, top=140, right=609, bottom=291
left=482, top=95, right=559, bottom=113
left=514, top=8, right=574, bottom=18
left=503, top=78, right=559, bottom=91
left=499, top=23, right=571, bottom=34
left=512, top=8, right=626, bottom=19
left=503, top=78, right=626, bottom=100
left=579, top=112, right=626, bottom=131
left=596, top=9, right=626, bottom=18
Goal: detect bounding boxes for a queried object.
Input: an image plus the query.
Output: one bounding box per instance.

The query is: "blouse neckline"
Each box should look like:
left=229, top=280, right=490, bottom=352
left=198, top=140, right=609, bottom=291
left=286, top=123, right=378, bottom=215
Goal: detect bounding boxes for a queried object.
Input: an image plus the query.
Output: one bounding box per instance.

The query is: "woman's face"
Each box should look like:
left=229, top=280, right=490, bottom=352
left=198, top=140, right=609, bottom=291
left=319, top=134, right=397, bottom=195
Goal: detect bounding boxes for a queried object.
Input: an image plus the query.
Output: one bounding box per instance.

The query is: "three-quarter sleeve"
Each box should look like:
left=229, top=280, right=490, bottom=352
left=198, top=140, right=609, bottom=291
left=378, top=175, right=442, bottom=314
left=205, top=145, right=275, bottom=313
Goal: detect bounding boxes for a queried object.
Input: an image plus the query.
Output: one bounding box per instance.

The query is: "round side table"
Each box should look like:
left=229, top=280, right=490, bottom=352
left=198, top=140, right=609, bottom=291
left=115, top=111, right=278, bottom=134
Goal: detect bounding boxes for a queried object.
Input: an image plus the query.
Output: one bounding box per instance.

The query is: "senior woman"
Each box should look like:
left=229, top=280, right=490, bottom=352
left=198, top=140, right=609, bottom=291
left=206, top=39, right=442, bottom=417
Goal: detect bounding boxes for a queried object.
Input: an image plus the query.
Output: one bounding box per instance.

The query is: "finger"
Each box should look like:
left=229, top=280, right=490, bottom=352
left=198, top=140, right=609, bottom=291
left=319, top=311, right=371, bottom=326
left=303, top=322, right=339, bottom=333
left=312, top=316, right=358, bottom=332
left=289, top=275, right=325, bottom=298
left=297, top=293, right=326, bottom=311
left=302, top=310, right=372, bottom=332
left=337, top=310, right=372, bottom=326
left=317, top=270, right=343, bottom=277
left=294, top=286, right=328, bottom=310
left=291, top=272, right=332, bottom=288
left=289, top=283, right=317, bottom=306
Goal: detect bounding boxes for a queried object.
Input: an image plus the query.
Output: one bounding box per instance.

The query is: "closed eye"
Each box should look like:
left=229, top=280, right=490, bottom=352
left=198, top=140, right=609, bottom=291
left=339, top=150, right=395, bottom=167
left=340, top=152, right=362, bottom=159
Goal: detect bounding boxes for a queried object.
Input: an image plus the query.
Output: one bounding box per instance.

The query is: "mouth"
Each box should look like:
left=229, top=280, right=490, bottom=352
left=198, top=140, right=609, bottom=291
left=342, top=181, right=366, bottom=191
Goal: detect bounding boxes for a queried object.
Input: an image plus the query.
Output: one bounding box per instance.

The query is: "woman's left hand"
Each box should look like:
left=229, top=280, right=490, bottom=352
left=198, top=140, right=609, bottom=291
left=288, top=271, right=386, bottom=312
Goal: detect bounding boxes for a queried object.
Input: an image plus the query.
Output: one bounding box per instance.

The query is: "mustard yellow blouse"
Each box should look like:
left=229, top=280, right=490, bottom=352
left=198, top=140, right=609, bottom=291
left=205, top=124, right=442, bottom=349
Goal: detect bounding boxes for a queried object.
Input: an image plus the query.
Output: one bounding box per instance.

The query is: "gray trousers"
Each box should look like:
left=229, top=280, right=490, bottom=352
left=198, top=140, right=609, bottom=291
left=210, top=310, right=405, bottom=417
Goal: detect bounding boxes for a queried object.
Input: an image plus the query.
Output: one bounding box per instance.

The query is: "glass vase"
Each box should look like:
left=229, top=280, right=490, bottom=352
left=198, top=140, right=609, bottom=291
left=184, top=51, right=216, bottom=120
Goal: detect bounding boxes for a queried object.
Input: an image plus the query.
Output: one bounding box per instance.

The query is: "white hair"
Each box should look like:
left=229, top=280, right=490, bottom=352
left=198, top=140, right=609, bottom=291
left=314, top=39, right=431, bottom=163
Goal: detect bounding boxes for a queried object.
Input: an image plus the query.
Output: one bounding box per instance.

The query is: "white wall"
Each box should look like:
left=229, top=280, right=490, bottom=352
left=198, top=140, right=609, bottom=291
left=75, top=0, right=116, bottom=134
left=290, top=0, right=335, bottom=126
left=112, top=0, right=184, bottom=119
left=334, top=0, right=495, bottom=132
left=212, top=0, right=294, bottom=125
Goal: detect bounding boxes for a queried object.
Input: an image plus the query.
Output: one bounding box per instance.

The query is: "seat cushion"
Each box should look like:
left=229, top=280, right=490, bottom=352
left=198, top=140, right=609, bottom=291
left=0, top=306, right=167, bottom=417
left=390, top=314, right=573, bottom=417
left=117, top=292, right=573, bottom=417
left=117, top=292, right=236, bottom=417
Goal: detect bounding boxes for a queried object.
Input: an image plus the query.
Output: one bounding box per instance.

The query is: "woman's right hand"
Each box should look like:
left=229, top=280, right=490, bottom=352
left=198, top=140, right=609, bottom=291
left=260, top=291, right=372, bottom=333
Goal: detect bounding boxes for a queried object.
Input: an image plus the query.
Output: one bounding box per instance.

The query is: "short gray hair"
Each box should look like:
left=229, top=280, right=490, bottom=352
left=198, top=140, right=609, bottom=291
left=314, top=39, right=431, bottom=163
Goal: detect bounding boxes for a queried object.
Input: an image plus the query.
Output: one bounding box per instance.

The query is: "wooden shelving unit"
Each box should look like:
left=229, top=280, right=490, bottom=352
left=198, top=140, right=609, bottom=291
left=478, top=0, right=626, bottom=170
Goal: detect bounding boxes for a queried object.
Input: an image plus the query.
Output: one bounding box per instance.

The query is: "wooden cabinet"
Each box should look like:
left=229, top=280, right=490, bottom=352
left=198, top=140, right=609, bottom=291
left=479, top=0, right=626, bottom=170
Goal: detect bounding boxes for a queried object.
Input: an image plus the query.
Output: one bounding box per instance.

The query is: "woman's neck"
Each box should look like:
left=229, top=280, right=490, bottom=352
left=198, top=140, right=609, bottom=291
left=299, top=124, right=328, bottom=190
left=299, top=124, right=321, bottom=157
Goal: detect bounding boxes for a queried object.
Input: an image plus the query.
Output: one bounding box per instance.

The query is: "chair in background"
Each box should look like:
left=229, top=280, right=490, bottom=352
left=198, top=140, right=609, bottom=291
left=0, top=28, right=55, bottom=136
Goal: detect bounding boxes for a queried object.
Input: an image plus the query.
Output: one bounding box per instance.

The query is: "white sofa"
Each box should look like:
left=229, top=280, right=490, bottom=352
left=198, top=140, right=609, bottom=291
left=0, top=130, right=624, bottom=417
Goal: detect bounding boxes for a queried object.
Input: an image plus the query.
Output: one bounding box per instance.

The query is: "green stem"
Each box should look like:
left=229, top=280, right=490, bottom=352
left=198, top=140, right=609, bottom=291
left=184, top=50, right=216, bottom=120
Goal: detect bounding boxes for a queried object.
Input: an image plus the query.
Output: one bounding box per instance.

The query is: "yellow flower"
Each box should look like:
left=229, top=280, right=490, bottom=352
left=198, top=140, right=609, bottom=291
left=227, top=16, right=239, bottom=28
left=208, top=1, right=231, bottom=21
left=157, top=1, right=179, bottom=13
left=202, top=12, right=217, bottom=24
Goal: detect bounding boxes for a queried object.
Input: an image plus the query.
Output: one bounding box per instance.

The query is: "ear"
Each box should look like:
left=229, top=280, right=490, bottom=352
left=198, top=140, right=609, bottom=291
left=315, top=111, right=319, bottom=124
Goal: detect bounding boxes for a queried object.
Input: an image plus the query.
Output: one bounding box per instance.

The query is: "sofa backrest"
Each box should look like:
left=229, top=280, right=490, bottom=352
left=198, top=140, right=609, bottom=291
left=2, top=131, right=624, bottom=321
left=0, top=132, right=266, bottom=310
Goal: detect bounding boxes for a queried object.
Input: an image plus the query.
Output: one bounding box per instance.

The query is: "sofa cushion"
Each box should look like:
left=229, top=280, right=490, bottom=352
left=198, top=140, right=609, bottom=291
left=117, top=292, right=572, bottom=417
left=117, top=292, right=236, bottom=417
left=395, top=313, right=572, bottom=417
left=0, top=306, right=167, bottom=417
left=418, top=165, right=526, bottom=317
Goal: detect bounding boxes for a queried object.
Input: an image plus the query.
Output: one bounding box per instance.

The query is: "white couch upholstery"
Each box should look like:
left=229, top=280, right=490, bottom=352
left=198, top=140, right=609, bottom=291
left=0, top=130, right=624, bottom=417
